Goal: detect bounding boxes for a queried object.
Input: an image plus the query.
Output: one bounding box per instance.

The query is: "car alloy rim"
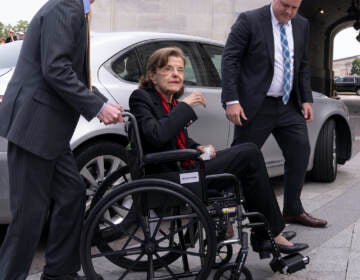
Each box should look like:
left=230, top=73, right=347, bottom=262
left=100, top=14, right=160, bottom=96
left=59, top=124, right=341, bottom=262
left=80, top=155, right=130, bottom=212
left=332, top=130, right=337, bottom=171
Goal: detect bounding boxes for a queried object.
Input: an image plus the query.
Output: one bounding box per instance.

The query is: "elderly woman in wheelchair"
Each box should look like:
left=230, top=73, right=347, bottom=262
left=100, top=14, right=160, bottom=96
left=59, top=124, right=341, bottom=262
left=80, top=47, right=309, bottom=279
left=129, top=46, right=307, bottom=253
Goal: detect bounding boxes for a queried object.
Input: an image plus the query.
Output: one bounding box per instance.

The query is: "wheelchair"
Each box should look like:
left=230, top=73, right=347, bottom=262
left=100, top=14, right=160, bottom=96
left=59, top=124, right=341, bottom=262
left=80, top=112, right=309, bottom=279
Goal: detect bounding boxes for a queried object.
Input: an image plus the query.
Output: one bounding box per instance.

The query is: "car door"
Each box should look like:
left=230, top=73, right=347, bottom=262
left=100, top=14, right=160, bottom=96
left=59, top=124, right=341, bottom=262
left=198, top=43, right=284, bottom=176
left=343, top=77, right=354, bottom=92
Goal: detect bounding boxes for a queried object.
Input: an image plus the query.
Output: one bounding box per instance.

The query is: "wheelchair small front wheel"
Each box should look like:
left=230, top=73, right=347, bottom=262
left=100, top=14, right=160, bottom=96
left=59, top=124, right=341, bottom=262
left=204, top=239, right=233, bottom=268
left=214, top=263, right=253, bottom=280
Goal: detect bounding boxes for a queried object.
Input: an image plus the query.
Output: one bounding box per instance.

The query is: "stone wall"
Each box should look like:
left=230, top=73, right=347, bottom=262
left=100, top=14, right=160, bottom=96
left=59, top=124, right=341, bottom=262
left=91, top=0, right=268, bottom=42
left=333, top=56, right=359, bottom=77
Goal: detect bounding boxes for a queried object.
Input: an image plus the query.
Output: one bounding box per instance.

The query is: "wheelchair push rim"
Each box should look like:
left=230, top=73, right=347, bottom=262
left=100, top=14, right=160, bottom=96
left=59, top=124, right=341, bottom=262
left=80, top=179, right=216, bottom=279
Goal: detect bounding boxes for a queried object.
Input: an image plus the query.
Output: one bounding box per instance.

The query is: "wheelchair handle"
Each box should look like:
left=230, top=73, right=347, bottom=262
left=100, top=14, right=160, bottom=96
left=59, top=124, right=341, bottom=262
left=122, top=111, right=144, bottom=165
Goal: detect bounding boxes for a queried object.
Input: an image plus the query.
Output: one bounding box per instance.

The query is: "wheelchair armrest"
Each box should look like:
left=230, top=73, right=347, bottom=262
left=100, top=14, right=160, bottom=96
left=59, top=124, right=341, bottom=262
left=143, top=149, right=200, bottom=165
left=206, top=173, right=244, bottom=202
left=206, top=173, right=239, bottom=185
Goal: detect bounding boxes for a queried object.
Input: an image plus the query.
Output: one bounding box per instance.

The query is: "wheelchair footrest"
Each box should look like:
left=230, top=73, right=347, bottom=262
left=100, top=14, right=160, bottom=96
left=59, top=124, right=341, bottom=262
left=270, top=253, right=310, bottom=274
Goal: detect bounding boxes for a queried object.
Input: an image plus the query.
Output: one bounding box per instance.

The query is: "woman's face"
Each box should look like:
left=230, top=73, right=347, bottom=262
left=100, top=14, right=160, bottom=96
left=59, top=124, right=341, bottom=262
left=150, top=56, right=184, bottom=97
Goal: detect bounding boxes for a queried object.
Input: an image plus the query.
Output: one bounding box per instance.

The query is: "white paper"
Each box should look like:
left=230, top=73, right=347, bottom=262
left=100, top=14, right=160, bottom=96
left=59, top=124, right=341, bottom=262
left=180, top=172, right=199, bottom=184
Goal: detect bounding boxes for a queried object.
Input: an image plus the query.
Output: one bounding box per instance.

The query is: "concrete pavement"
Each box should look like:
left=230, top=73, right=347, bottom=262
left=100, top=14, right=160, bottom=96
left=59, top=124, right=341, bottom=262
left=27, top=151, right=360, bottom=280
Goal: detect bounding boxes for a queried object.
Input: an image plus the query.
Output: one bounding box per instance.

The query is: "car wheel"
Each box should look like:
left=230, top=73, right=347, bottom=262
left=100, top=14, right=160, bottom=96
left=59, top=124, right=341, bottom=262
left=356, top=88, right=360, bottom=96
left=310, top=119, right=337, bottom=182
left=74, top=141, right=130, bottom=214
left=0, top=224, right=8, bottom=246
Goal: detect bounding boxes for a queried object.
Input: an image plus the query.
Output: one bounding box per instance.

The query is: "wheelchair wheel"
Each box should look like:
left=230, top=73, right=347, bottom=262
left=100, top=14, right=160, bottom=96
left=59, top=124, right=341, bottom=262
left=214, top=243, right=233, bottom=268
left=89, top=172, right=191, bottom=270
left=214, top=264, right=253, bottom=280
left=81, top=179, right=216, bottom=279
left=204, top=239, right=233, bottom=268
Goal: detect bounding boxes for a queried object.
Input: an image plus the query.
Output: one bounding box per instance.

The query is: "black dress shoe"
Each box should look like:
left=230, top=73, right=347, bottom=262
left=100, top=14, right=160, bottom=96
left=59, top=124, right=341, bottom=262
left=275, top=242, right=309, bottom=254
left=251, top=238, right=309, bottom=259
left=281, top=230, right=296, bottom=241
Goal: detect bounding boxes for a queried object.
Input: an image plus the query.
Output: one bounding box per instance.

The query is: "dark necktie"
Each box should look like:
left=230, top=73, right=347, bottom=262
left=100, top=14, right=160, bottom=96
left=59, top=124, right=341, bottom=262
left=280, top=24, right=291, bottom=104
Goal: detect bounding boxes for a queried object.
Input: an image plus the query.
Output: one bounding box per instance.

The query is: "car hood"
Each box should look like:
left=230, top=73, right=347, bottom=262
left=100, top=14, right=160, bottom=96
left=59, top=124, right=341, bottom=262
left=0, top=67, right=14, bottom=95
left=0, top=67, right=13, bottom=77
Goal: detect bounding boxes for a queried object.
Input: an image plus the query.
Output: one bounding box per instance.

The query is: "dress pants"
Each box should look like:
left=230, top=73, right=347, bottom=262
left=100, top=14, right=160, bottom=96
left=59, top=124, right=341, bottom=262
left=204, top=143, right=285, bottom=239
left=232, top=97, right=310, bottom=216
left=0, top=142, right=85, bottom=280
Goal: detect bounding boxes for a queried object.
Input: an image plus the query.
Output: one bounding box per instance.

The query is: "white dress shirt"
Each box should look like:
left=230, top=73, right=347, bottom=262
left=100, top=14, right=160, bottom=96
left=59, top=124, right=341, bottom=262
left=226, top=5, right=295, bottom=105
left=267, top=4, right=294, bottom=97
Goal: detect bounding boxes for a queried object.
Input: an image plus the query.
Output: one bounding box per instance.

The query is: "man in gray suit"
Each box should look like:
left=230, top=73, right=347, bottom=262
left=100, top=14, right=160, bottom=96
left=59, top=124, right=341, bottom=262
left=0, top=0, right=123, bottom=279
left=221, top=0, right=327, bottom=228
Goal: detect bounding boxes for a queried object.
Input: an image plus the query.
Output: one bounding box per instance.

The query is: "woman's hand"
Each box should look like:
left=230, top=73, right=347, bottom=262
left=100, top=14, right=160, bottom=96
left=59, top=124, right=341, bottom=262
left=182, top=91, right=206, bottom=108
left=197, top=145, right=216, bottom=160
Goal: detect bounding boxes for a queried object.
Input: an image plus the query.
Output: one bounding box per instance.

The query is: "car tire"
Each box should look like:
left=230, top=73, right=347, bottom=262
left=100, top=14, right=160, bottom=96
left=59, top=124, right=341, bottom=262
left=310, top=119, right=337, bottom=182
left=74, top=141, right=129, bottom=213
left=356, top=88, right=360, bottom=96
left=0, top=224, right=8, bottom=246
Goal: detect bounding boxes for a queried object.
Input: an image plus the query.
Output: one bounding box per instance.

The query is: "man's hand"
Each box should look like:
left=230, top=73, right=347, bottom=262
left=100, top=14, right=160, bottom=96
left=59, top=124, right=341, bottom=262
left=302, top=102, right=313, bottom=122
left=97, top=103, right=125, bottom=124
left=225, top=103, right=247, bottom=126
left=182, top=91, right=206, bottom=108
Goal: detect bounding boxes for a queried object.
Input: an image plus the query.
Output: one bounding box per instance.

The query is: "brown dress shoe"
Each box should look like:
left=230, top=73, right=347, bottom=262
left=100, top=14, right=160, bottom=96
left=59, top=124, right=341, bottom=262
left=284, top=212, right=327, bottom=227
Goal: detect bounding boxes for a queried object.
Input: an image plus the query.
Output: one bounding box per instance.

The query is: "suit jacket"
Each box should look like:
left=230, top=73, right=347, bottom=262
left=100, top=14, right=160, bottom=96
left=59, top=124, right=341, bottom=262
left=221, top=5, right=313, bottom=120
left=129, top=88, right=199, bottom=173
left=0, top=0, right=104, bottom=159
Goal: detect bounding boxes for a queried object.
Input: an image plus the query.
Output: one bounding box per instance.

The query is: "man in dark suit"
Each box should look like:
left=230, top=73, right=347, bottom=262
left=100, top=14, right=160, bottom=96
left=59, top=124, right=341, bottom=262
left=221, top=0, right=327, bottom=227
left=0, top=0, right=123, bottom=279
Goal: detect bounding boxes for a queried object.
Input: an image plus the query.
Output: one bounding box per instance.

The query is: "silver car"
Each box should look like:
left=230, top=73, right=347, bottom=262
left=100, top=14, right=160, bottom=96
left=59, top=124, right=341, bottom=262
left=0, top=32, right=352, bottom=224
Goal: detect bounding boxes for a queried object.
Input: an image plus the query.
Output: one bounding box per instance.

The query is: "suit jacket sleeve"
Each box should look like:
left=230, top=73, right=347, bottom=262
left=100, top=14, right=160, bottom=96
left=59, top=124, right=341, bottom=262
left=298, top=19, right=313, bottom=103
left=129, top=89, right=199, bottom=149
left=221, top=13, right=250, bottom=104
left=40, top=0, right=103, bottom=121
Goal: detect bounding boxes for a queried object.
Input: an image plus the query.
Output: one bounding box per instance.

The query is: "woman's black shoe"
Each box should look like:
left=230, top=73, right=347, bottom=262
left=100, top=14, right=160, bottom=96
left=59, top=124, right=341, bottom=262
left=276, top=242, right=308, bottom=254
left=282, top=230, right=296, bottom=241
left=251, top=238, right=309, bottom=259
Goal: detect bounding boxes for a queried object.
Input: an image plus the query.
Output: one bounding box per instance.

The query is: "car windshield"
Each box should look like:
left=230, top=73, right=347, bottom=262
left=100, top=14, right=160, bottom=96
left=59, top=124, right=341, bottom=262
left=0, top=41, right=22, bottom=69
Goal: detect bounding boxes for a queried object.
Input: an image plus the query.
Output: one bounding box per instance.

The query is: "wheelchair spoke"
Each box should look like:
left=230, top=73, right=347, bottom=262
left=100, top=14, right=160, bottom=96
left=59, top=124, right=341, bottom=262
left=120, top=224, right=142, bottom=250
left=153, top=251, right=179, bottom=279
left=99, top=217, right=144, bottom=244
left=91, top=246, right=143, bottom=259
left=157, top=246, right=206, bottom=258
left=157, top=217, right=199, bottom=243
left=118, top=253, right=146, bottom=280
left=147, top=253, right=154, bottom=279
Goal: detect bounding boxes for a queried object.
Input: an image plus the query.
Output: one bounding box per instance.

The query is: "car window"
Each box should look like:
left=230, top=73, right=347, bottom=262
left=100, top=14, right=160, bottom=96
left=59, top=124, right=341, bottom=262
left=343, top=77, right=354, bottom=83
left=356, top=77, right=360, bottom=83
left=111, top=50, right=141, bottom=83
left=199, top=43, right=223, bottom=87
left=136, top=41, right=202, bottom=86
left=201, top=44, right=222, bottom=79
